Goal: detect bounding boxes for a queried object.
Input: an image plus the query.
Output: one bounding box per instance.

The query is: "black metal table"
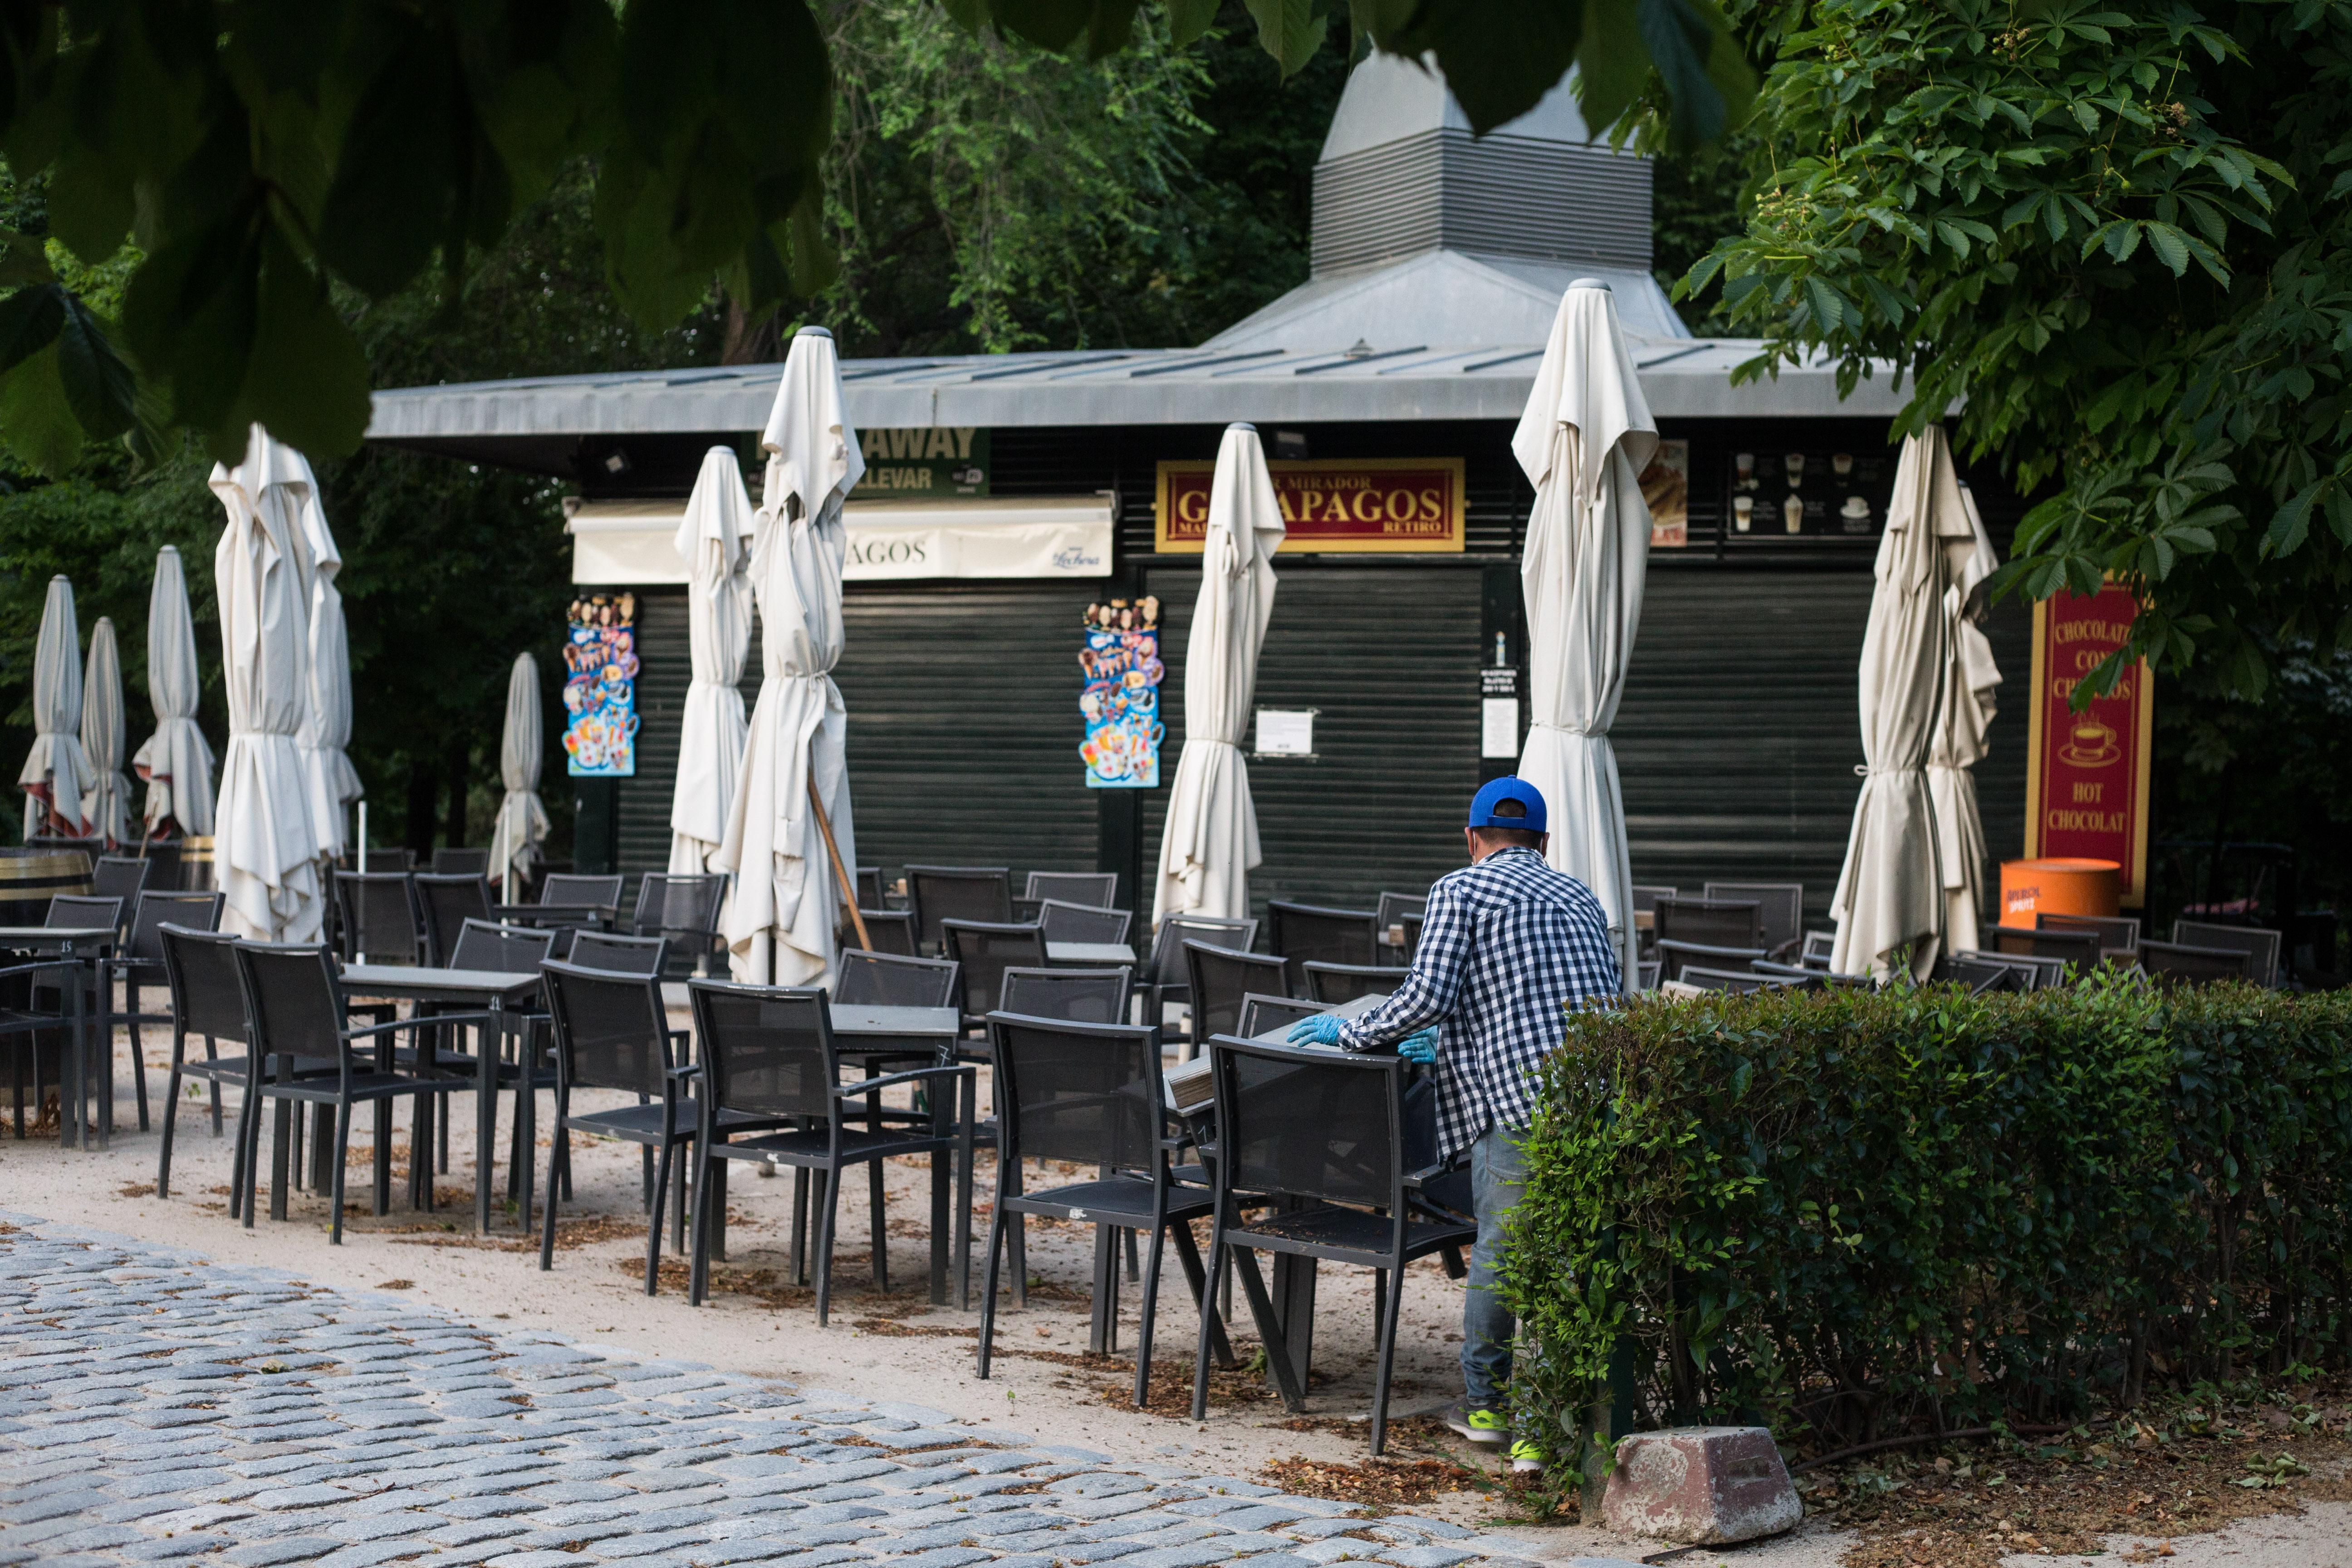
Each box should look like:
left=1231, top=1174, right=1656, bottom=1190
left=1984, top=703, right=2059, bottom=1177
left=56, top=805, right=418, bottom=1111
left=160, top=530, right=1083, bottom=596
left=0, top=925, right=117, bottom=1151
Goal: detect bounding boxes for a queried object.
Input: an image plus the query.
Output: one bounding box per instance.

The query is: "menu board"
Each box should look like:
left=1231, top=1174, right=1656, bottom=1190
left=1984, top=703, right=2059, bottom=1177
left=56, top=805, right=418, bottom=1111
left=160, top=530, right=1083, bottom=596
left=2025, top=583, right=2153, bottom=903
left=1725, top=446, right=1898, bottom=539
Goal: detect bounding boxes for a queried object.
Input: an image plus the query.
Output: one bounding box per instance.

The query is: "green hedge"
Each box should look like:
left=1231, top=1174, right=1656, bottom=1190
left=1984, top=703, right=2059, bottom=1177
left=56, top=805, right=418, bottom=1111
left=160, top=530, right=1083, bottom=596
left=1500, top=976, right=2352, bottom=1471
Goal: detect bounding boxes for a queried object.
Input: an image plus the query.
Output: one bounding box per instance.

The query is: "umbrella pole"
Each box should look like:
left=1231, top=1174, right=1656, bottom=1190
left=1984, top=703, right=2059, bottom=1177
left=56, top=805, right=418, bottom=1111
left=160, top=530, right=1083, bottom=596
left=805, top=777, right=871, bottom=953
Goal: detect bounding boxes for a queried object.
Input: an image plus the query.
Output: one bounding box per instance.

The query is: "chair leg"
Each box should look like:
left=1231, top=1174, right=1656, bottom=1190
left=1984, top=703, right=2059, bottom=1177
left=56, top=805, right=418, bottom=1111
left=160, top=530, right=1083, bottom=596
left=1126, top=1227, right=1141, bottom=1283
left=687, top=1147, right=716, bottom=1308
left=515, top=1073, right=538, bottom=1235
left=976, top=1206, right=1009, bottom=1379
left=868, top=1156, right=888, bottom=1291
left=1369, top=1256, right=1407, bottom=1457
left=645, top=1136, right=675, bottom=1296
left=373, top=1100, right=392, bottom=1216
left=157, top=1057, right=185, bottom=1200
left=128, top=1004, right=149, bottom=1133
left=270, top=1094, right=293, bottom=1222
left=1169, top=1215, right=1235, bottom=1368
left=329, top=1103, right=353, bottom=1245
left=815, top=1165, right=841, bottom=1327
left=540, top=1115, right=566, bottom=1271
left=1012, top=1210, right=1029, bottom=1309
left=642, top=1143, right=655, bottom=1210
left=954, top=1093, right=975, bottom=1310
left=238, top=1094, right=265, bottom=1231
left=790, top=1165, right=809, bottom=1286
left=204, top=1037, right=223, bottom=1135
left=1191, top=1212, right=1230, bottom=1421
left=671, top=1137, right=690, bottom=1258
left=1134, top=1221, right=1171, bottom=1408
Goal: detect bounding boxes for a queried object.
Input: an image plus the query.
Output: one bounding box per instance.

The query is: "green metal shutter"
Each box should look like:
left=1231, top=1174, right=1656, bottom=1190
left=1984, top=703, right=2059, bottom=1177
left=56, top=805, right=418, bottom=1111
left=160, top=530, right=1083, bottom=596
left=615, top=587, right=689, bottom=876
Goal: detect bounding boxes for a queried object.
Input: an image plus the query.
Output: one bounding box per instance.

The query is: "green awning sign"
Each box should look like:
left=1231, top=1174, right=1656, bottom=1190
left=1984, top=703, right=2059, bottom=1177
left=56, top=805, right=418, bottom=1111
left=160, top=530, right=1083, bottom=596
left=859, top=427, right=989, bottom=496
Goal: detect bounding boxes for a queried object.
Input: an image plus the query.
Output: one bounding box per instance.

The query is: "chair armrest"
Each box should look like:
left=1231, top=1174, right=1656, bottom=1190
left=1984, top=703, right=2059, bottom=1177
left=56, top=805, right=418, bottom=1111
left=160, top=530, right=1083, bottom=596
left=831, top=1063, right=974, bottom=1099
left=666, top=1061, right=702, bottom=1080
left=345, top=1011, right=501, bottom=1040
left=0, top=959, right=78, bottom=985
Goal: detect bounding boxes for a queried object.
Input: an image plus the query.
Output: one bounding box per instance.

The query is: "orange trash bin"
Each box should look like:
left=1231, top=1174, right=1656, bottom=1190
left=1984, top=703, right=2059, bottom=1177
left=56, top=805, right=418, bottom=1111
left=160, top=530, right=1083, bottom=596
left=1999, top=858, right=2122, bottom=924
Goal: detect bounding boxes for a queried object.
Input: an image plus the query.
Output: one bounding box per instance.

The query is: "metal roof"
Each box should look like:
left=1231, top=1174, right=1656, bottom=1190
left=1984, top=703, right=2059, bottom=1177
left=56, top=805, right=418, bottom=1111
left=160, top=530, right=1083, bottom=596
left=1320, top=51, right=1591, bottom=161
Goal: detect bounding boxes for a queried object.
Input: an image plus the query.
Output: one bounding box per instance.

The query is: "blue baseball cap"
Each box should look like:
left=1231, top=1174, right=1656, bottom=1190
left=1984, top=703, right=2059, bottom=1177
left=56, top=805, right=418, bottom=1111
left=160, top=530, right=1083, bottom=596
left=1468, top=776, right=1547, bottom=833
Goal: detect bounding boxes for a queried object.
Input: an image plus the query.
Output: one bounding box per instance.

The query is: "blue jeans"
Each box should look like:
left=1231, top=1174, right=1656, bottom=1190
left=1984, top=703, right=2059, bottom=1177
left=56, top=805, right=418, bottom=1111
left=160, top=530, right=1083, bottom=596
left=1461, top=1121, right=1527, bottom=1411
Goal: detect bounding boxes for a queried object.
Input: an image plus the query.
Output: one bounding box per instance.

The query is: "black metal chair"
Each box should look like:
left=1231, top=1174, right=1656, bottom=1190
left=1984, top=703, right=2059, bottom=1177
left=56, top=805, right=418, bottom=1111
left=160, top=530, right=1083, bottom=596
left=414, top=873, right=494, bottom=965
left=431, top=847, right=490, bottom=877
left=1636, top=958, right=1661, bottom=991
left=564, top=930, right=671, bottom=975
left=48, top=892, right=123, bottom=931
left=1989, top=924, right=2103, bottom=977
left=1655, top=938, right=1769, bottom=983
left=1399, top=911, right=1424, bottom=965
left=978, top=1011, right=1227, bottom=1406
left=334, top=871, right=426, bottom=965
left=836, top=949, right=962, bottom=1009
left=1192, top=1035, right=1475, bottom=1454
left=1268, top=900, right=1382, bottom=994
left=1702, top=882, right=1804, bottom=959
left=685, top=981, right=975, bottom=1321
left=2140, top=938, right=2254, bottom=987
left=91, top=855, right=151, bottom=912
left=541, top=872, right=624, bottom=909
left=631, top=873, right=728, bottom=977
left=109, top=890, right=225, bottom=1134
left=1236, top=993, right=1320, bottom=1037
left=1025, top=871, right=1119, bottom=908
left=1629, top=884, right=1677, bottom=916
left=1800, top=929, right=1837, bottom=969
left=1930, top=954, right=2027, bottom=994
left=856, top=866, right=889, bottom=911
left=1373, top=892, right=1425, bottom=968
left=1655, top=896, right=1764, bottom=953
left=849, top=908, right=918, bottom=957
left=0, top=951, right=74, bottom=1140
left=230, top=940, right=494, bottom=1242
left=362, top=848, right=415, bottom=872
left=1952, top=947, right=2065, bottom=990
left=941, top=920, right=1048, bottom=1028
left=1182, top=940, right=1289, bottom=1058
left=2172, top=921, right=2281, bottom=987
left=1303, top=961, right=1395, bottom=1006
left=1140, top=915, right=1259, bottom=1041
left=1037, top=899, right=1133, bottom=946
left=2038, top=911, right=2141, bottom=959
left=906, top=866, right=1012, bottom=953
left=1000, top=965, right=1132, bottom=1024
left=157, top=924, right=282, bottom=1202
left=1677, top=965, right=1787, bottom=994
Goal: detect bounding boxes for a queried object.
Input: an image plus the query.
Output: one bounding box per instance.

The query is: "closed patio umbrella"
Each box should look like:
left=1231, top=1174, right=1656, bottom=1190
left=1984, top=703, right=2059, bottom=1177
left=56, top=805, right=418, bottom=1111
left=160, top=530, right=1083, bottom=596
left=81, top=617, right=132, bottom=846
left=717, top=327, right=863, bottom=985
left=1151, top=422, right=1285, bottom=928
left=1511, top=280, right=1656, bottom=990
left=489, top=652, right=549, bottom=901
left=1829, top=426, right=1979, bottom=978
left=1928, top=484, right=2002, bottom=954
left=286, top=451, right=362, bottom=862
left=211, top=425, right=323, bottom=941
left=668, top=446, right=756, bottom=875
left=134, top=545, right=217, bottom=837
left=17, top=575, right=92, bottom=838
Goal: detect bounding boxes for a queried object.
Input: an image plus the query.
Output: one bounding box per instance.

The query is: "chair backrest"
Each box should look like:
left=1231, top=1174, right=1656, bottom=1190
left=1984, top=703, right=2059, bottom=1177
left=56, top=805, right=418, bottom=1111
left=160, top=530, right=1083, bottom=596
left=1009, top=896, right=1043, bottom=924
left=1655, top=897, right=1764, bottom=951
left=231, top=941, right=351, bottom=1067
left=2171, top=921, right=2281, bottom=987
left=1236, top=993, right=1321, bottom=1037
left=1636, top=958, right=1661, bottom=991
left=1989, top=925, right=2102, bottom=974
left=942, top=920, right=1048, bottom=1018
left=999, top=965, right=1132, bottom=1024
left=2038, top=911, right=2141, bottom=955
left=1953, top=948, right=2065, bottom=990
left=1026, top=871, right=1118, bottom=908
left=334, top=871, right=424, bottom=964
left=1801, top=929, right=1837, bottom=967
left=853, top=908, right=919, bottom=957
left=2140, top=938, right=2254, bottom=987
left=157, top=922, right=248, bottom=1042
left=1037, top=899, right=1132, bottom=946
left=633, top=872, right=727, bottom=937
left=1701, top=882, right=1803, bottom=953
left=988, top=1011, right=1166, bottom=1175
left=1148, top=915, right=1259, bottom=989
left=834, top=948, right=961, bottom=1009
left=446, top=917, right=557, bottom=974
left=363, top=848, right=414, bottom=872
left=1655, top=939, right=1768, bottom=982
left=1679, top=965, right=1784, bottom=994
left=431, top=847, right=490, bottom=876
left=129, top=891, right=224, bottom=964
left=563, top=930, right=671, bottom=977
left=1374, top=891, right=1426, bottom=928
left=688, top=980, right=842, bottom=1119
left=1303, top=961, right=1395, bottom=1006
left=907, top=866, right=1012, bottom=949
left=92, top=856, right=151, bottom=905
left=1267, top=899, right=1382, bottom=984
left=539, top=958, right=674, bottom=1096
left=1210, top=1035, right=1403, bottom=1209
left=1931, top=955, right=2026, bottom=994
left=1183, top=940, right=1291, bottom=1043
left=540, top=872, right=624, bottom=908
left=856, top=866, right=888, bottom=910
left=135, top=841, right=184, bottom=892
left=47, top=893, right=123, bottom=932
left=414, top=873, right=494, bottom=965
left=1629, top=884, right=1678, bottom=916
left=1399, top=910, right=1424, bottom=964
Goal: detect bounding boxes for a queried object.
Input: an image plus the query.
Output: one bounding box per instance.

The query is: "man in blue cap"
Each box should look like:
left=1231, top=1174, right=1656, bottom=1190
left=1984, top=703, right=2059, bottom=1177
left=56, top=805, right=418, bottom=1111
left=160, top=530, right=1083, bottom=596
left=1288, top=775, right=1620, bottom=1462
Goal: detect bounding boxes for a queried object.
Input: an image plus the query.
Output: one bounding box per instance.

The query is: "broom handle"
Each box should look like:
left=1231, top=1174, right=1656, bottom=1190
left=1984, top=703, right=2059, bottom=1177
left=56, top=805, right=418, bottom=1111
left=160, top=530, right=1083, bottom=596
left=807, top=775, right=871, bottom=953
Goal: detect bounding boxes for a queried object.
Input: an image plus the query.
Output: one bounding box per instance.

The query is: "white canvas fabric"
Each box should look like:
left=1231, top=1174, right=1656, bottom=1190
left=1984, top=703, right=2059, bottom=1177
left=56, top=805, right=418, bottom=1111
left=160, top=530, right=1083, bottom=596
left=134, top=545, right=217, bottom=836
left=1928, top=484, right=2003, bottom=954
left=668, top=446, right=756, bottom=875
left=1510, top=281, right=1657, bottom=990
left=717, top=329, right=863, bottom=985
left=490, top=652, right=550, bottom=894
left=211, top=425, right=323, bottom=941
left=1830, top=427, right=1980, bottom=978
left=18, top=575, right=92, bottom=838
left=287, top=449, right=362, bottom=860
left=80, top=617, right=132, bottom=845
left=1152, top=423, right=1285, bottom=927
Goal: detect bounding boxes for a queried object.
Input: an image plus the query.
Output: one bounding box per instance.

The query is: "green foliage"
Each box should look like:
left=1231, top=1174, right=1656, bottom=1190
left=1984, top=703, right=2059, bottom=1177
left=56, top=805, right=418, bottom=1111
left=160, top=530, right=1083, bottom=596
left=1502, top=979, right=2352, bottom=1473
left=1687, top=1, right=2352, bottom=701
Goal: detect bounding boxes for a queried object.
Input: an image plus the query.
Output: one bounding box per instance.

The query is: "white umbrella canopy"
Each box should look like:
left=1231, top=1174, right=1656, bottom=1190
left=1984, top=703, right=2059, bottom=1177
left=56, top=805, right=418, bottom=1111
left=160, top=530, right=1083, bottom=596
left=211, top=425, right=324, bottom=941
left=134, top=545, right=217, bottom=837
left=80, top=616, right=132, bottom=846
left=1829, top=426, right=1980, bottom=978
left=17, top=575, right=93, bottom=838
left=1928, top=484, right=2003, bottom=954
left=287, top=450, right=362, bottom=861
left=1510, top=280, right=1656, bottom=989
left=489, top=652, right=549, bottom=898
left=1151, top=423, right=1285, bottom=928
left=717, top=327, right=863, bottom=985
left=668, top=446, right=757, bottom=875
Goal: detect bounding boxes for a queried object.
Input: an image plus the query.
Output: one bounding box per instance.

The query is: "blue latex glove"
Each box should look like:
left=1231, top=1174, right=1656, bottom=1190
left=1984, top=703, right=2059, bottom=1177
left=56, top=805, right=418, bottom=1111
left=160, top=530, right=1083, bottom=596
left=1398, top=1028, right=1438, bottom=1064
left=1287, top=1014, right=1346, bottom=1048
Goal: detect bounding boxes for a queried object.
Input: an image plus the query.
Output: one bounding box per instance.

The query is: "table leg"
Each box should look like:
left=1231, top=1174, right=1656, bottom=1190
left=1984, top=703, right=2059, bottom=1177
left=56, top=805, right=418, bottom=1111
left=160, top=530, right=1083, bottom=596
left=1269, top=1249, right=1318, bottom=1397
left=92, top=955, right=112, bottom=1151
left=477, top=1000, right=502, bottom=1234
left=928, top=1076, right=949, bottom=1308
left=61, top=945, right=85, bottom=1150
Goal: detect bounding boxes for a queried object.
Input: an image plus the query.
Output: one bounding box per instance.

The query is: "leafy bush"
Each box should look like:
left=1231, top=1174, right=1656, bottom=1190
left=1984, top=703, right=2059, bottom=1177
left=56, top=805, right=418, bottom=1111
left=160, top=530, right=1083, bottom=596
left=1501, top=976, right=2352, bottom=1473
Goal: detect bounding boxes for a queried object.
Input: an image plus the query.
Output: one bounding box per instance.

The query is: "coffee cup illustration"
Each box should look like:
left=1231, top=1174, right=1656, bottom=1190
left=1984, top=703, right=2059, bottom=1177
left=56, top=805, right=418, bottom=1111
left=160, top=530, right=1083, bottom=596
left=1840, top=495, right=1872, bottom=530
left=1784, top=453, right=1806, bottom=486
left=1783, top=494, right=1805, bottom=532
left=1735, top=452, right=1756, bottom=488
left=1733, top=495, right=1754, bottom=531
left=2058, top=717, right=2123, bottom=768
left=1833, top=452, right=1854, bottom=477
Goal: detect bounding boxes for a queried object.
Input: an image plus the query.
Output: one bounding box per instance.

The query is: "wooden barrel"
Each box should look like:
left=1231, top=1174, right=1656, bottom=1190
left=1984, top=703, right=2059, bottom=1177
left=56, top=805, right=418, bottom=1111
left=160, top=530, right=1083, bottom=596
left=180, top=835, right=216, bottom=892
left=0, top=848, right=93, bottom=926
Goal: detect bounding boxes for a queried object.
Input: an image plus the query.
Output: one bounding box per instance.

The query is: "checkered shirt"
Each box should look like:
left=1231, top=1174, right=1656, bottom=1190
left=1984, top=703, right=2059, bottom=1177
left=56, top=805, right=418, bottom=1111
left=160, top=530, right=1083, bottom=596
left=1336, top=845, right=1621, bottom=1161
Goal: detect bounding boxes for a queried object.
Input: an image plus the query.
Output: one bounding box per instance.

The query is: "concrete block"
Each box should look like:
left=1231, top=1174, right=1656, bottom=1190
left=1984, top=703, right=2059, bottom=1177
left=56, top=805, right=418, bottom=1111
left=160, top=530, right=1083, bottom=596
left=1598, top=1426, right=1801, bottom=1545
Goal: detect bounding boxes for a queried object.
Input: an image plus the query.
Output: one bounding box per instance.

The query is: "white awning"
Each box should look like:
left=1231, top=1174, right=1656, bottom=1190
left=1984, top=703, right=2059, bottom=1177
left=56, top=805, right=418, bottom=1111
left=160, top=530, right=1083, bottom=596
left=564, top=494, right=1115, bottom=585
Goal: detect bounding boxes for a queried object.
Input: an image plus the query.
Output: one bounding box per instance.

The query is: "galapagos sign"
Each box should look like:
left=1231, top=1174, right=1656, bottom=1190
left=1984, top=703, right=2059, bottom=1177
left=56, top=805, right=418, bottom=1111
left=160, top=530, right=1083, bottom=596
left=2024, top=583, right=2154, bottom=903
left=1153, top=458, right=1465, bottom=553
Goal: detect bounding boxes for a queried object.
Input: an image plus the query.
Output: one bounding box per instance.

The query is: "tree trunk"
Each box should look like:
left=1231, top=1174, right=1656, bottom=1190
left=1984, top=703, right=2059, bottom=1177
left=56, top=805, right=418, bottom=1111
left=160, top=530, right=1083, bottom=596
left=722, top=299, right=782, bottom=366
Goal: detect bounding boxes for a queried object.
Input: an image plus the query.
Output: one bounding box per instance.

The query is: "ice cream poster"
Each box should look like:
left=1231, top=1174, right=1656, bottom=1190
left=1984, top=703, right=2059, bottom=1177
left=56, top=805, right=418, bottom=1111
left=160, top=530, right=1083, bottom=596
left=564, top=592, right=641, bottom=778
left=1079, top=598, right=1163, bottom=789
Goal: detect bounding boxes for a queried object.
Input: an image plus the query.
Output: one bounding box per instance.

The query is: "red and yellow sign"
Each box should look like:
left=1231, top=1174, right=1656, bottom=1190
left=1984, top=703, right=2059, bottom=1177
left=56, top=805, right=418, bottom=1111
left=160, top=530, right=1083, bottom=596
left=2024, top=583, right=2154, bottom=905
left=1153, top=458, right=1465, bottom=553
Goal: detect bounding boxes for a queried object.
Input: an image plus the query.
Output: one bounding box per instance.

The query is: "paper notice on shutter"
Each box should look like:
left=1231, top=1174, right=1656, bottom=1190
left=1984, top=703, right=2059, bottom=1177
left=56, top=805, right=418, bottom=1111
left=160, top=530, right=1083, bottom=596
left=1481, top=697, right=1519, bottom=758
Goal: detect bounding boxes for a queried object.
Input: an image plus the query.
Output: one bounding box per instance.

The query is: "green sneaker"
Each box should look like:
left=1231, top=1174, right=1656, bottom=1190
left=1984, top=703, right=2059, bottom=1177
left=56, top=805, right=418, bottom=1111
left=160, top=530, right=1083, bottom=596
left=1444, top=1402, right=1509, bottom=1446
left=1509, top=1439, right=1544, bottom=1475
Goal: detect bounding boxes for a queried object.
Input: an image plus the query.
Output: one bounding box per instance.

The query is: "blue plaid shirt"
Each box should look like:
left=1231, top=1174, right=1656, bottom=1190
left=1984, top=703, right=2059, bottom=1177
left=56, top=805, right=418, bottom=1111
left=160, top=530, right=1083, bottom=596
left=1337, top=846, right=1621, bottom=1161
